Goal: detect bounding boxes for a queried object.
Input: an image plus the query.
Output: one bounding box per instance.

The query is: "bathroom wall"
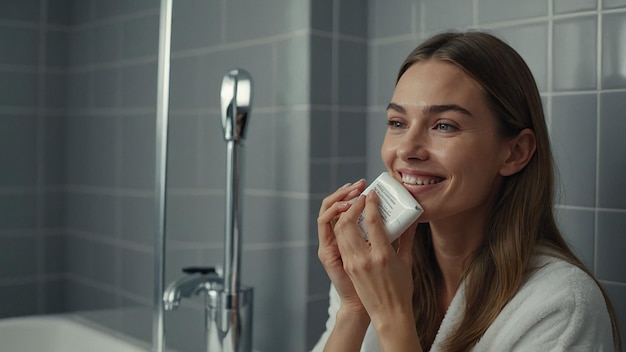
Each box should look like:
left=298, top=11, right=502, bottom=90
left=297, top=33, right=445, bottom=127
left=366, top=0, right=626, bottom=345
left=0, top=0, right=67, bottom=317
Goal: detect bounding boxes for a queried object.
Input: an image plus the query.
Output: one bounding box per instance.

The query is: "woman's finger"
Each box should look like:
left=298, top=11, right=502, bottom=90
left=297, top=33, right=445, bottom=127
left=360, top=191, right=391, bottom=249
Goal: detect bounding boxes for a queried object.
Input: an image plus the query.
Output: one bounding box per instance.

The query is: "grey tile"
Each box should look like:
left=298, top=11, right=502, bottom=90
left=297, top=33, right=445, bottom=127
left=91, top=24, right=121, bottom=66
left=551, top=94, right=597, bottom=207
left=120, top=0, right=160, bottom=13
left=120, top=248, right=153, bottom=300
left=311, top=0, right=333, bottom=33
left=366, top=109, right=387, bottom=180
left=94, top=0, right=122, bottom=20
left=273, top=111, right=309, bottom=192
left=43, top=190, right=65, bottom=228
left=120, top=195, right=154, bottom=247
left=598, top=92, right=626, bottom=208
left=224, top=0, right=308, bottom=42
left=65, top=116, right=117, bottom=187
left=43, top=278, right=66, bottom=314
left=241, top=246, right=308, bottom=352
left=44, top=72, right=68, bottom=109
left=337, top=111, right=366, bottom=157
left=0, top=282, right=38, bottom=318
left=553, top=16, right=597, bottom=91
left=310, top=109, right=333, bottom=158
left=43, top=116, right=66, bottom=186
left=307, top=297, right=331, bottom=350
left=120, top=114, right=155, bottom=189
left=43, top=234, right=66, bottom=274
left=120, top=62, right=158, bottom=108
left=166, top=194, right=224, bottom=244
left=92, top=68, right=119, bottom=108
left=554, top=207, right=595, bottom=270
left=67, top=71, right=91, bottom=109
left=46, top=29, right=69, bottom=68
left=369, top=39, right=417, bottom=106
left=70, top=0, right=94, bottom=26
left=166, top=115, right=200, bottom=188
left=65, top=279, right=117, bottom=311
left=339, top=0, right=368, bottom=38
left=198, top=112, right=227, bottom=190
left=0, top=71, right=38, bottom=107
left=0, top=25, right=39, bottom=66
left=0, top=115, right=37, bottom=187
left=309, top=162, right=332, bottom=194
left=69, top=29, right=91, bottom=66
left=597, top=211, right=626, bottom=281
left=478, top=0, right=548, bottom=23
left=0, top=236, right=37, bottom=278
left=47, top=0, right=71, bottom=25
left=310, top=35, right=333, bottom=106
left=307, top=244, right=330, bottom=295
left=197, top=43, right=274, bottom=110
left=66, top=192, right=117, bottom=238
left=338, top=40, right=367, bottom=107
left=169, top=56, right=200, bottom=110
left=368, top=0, right=415, bottom=39
left=424, top=0, right=473, bottom=33
left=241, top=195, right=309, bottom=244
left=603, top=0, right=626, bottom=9
left=239, top=112, right=274, bottom=190
left=495, top=23, right=549, bottom=92
left=92, top=242, right=117, bottom=286
left=0, top=0, right=40, bottom=21
left=601, top=13, right=626, bottom=89
left=337, top=161, right=366, bottom=187
left=554, top=0, right=598, bottom=14
left=602, top=283, right=626, bottom=346
left=66, top=234, right=92, bottom=277
left=171, top=0, right=222, bottom=52
left=276, top=35, right=310, bottom=106
left=0, top=194, right=37, bottom=230
left=122, top=13, right=159, bottom=60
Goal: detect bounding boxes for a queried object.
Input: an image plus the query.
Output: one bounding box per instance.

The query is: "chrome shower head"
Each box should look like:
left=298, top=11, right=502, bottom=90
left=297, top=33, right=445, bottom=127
left=220, top=69, right=253, bottom=141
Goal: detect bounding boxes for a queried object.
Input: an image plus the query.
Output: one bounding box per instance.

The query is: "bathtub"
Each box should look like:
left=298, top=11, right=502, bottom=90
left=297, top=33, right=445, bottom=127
left=0, top=315, right=149, bottom=352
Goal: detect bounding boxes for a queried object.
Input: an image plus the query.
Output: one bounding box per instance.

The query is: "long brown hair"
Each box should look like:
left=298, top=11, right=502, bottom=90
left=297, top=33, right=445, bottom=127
left=399, top=31, right=621, bottom=351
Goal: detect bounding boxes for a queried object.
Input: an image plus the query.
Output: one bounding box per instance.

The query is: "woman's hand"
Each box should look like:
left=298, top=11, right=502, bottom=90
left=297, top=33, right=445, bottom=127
left=333, top=191, right=418, bottom=331
left=317, top=179, right=367, bottom=315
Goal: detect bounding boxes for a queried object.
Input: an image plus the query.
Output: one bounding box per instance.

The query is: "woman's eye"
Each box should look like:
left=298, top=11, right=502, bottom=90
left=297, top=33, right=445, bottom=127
left=435, top=122, right=457, bottom=131
left=387, top=120, right=405, bottom=129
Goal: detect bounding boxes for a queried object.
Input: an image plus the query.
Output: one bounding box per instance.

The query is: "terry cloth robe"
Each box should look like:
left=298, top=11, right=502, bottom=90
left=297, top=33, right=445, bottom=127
left=310, top=253, right=615, bottom=352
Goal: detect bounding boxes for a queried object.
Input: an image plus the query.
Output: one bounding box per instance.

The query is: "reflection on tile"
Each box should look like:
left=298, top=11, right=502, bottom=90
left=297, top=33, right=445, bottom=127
left=598, top=92, right=626, bottom=208
left=553, top=16, right=597, bottom=91
left=602, top=13, right=626, bottom=89
left=551, top=94, right=597, bottom=207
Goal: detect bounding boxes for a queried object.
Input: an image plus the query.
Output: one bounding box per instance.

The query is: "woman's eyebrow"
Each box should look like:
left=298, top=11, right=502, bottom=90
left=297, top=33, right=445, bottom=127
left=387, top=102, right=473, bottom=117
left=424, top=104, right=473, bottom=117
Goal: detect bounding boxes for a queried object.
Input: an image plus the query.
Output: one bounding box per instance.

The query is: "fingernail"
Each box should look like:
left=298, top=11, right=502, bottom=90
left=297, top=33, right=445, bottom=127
left=341, top=182, right=352, bottom=188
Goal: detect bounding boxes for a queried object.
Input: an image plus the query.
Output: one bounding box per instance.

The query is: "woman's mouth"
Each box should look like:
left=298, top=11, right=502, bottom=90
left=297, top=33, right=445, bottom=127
left=401, top=174, right=444, bottom=186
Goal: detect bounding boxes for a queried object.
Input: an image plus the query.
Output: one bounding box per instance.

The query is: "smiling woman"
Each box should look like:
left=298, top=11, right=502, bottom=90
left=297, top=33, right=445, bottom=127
left=312, top=31, right=621, bottom=352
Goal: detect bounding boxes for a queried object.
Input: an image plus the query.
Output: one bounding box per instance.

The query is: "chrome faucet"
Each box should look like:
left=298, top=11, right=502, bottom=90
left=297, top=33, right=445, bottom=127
left=163, top=69, right=254, bottom=352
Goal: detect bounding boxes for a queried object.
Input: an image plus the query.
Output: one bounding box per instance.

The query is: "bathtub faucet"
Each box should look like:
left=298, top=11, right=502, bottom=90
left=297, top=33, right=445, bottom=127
left=163, top=69, right=254, bottom=352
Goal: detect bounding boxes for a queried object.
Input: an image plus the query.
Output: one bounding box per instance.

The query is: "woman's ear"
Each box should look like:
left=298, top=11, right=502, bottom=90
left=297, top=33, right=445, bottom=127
left=499, top=128, right=536, bottom=176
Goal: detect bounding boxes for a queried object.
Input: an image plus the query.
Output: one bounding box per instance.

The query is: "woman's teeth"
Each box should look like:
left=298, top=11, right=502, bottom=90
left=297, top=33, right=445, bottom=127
left=401, top=174, right=442, bottom=185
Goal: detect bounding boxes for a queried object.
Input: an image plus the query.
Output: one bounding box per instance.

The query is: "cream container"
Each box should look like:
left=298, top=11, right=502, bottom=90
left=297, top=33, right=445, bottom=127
left=357, top=172, right=423, bottom=242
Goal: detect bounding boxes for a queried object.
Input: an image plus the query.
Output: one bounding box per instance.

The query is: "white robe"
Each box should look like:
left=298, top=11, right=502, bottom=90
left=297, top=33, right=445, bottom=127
left=311, top=253, right=615, bottom=351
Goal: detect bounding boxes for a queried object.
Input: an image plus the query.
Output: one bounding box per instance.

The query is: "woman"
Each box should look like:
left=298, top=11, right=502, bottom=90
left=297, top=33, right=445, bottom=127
left=313, top=31, right=621, bottom=352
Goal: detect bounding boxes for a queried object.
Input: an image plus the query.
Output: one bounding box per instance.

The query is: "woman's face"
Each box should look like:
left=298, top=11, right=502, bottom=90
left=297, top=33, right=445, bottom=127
left=382, top=60, right=511, bottom=225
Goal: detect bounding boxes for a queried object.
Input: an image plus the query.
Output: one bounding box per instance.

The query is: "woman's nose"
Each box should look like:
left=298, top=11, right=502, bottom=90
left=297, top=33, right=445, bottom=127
left=397, top=129, right=429, bottom=161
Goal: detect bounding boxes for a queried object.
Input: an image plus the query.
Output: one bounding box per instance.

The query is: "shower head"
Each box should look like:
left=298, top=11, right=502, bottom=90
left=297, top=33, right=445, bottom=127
left=220, top=69, right=253, bottom=141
